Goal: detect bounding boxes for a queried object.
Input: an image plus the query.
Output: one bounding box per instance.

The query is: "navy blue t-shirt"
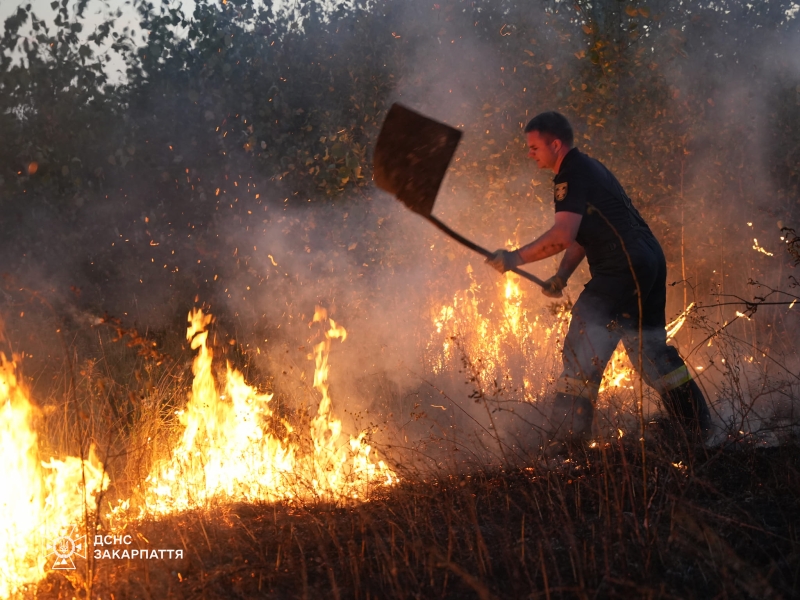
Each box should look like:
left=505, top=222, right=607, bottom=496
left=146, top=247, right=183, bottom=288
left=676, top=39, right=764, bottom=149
left=553, top=148, right=653, bottom=270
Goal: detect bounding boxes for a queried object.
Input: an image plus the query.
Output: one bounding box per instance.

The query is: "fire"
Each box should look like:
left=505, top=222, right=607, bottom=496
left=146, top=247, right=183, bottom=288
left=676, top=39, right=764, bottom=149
left=0, top=305, right=393, bottom=591
left=427, top=269, right=693, bottom=400
left=666, top=302, right=695, bottom=341
left=0, top=355, right=107, bottom=597
left=426, top=266, right=570, bottom=401
left=598, top=346, right=634, bottom=393
left=0, top=280, right=691, bottom=592
left=142, top=307, right=394, bottom=514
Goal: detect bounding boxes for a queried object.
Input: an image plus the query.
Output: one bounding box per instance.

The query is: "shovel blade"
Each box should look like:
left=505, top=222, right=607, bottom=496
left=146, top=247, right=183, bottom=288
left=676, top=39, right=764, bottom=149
left=374, top=103, right=462, bottom=217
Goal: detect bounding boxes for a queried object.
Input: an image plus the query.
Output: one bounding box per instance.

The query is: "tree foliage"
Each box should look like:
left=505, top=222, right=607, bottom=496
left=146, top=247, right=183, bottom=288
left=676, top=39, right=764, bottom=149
left=2, top=0, right=798, bottom=201
left=0, top=0, right=798, bottom=316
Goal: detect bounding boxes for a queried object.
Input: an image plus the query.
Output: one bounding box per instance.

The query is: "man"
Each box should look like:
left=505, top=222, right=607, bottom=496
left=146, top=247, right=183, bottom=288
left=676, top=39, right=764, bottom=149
left=486, top=111, right=711, bottom=447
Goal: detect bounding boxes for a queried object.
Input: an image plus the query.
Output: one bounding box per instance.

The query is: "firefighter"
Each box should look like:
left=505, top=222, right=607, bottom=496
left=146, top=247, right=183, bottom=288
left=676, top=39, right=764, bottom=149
left=486, top=111, right=711, bottom=447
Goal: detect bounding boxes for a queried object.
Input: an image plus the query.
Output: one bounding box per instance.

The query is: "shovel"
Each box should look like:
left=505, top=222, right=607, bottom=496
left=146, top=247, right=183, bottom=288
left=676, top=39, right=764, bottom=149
left=373, top=103, right=546, bottom=289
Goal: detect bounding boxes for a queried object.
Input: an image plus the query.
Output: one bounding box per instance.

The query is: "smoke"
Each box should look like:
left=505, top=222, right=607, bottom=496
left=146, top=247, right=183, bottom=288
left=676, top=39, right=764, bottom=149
left=2, top=0, right=799, bottom=466
left=648, top=3, right=800, bottom=439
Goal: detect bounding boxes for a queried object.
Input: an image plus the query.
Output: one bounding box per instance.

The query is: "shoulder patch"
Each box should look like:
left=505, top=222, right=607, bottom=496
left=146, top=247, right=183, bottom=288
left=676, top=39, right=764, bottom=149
left=554, top=182, right=568, bottom=202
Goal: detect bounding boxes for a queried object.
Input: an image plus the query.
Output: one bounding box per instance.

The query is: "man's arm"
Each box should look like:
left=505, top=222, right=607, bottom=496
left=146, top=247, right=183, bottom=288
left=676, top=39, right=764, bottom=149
left=517, top=211, right=582, bottom=264
left=555, top=241, right=585, bottom=280
left=537, top=240, right=585, bottom=298
left=485, top=211, right=582, bottom=275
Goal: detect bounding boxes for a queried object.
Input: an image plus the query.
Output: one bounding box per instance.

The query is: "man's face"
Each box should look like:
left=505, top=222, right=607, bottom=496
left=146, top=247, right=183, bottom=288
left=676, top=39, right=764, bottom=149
left=526, top=131, right=560, bottom=170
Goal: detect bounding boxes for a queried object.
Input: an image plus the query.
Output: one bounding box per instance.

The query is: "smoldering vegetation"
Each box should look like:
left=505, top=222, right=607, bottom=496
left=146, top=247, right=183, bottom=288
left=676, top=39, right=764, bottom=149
left=1, top=0, right=800, bottom=598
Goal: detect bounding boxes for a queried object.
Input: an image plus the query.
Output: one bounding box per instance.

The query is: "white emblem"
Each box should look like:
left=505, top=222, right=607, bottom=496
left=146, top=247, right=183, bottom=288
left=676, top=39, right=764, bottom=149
left=48, top=524, right=86, bottom=570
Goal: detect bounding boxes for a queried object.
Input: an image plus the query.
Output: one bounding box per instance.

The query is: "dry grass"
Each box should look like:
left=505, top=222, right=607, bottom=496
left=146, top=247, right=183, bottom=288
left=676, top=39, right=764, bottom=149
left=5, top=292, right=799, bottom=600
left=34, top=439, right=800, bottom=599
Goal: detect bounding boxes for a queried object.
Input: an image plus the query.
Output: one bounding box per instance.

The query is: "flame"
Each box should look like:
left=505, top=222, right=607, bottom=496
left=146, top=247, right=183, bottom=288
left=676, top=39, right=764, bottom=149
left=598, top=346, right=634, bottom=393
left=0, top=305, right=392, bottom=591
left=666, top=302, right=694, bottom=341
left=426, top=267, right=569, bottom=401
left=0, top=355, right=107, bottom=596
left=427, top=270, right=694, bottom=400
left=142, top=308, right=394, bottom=514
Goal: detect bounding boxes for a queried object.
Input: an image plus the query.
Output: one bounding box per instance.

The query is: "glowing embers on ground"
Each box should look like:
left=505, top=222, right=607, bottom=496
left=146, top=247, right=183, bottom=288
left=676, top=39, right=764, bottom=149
left=0, top=355, right=107, bottom=597
left=143, top=307, right=395, bottom=514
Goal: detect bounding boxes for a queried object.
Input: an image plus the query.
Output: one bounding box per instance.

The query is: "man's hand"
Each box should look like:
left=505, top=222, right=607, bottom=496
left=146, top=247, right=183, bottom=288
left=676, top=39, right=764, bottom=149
left=541, top=274, right=567, bottom=298
left=485, top=249, right=523, bottom=274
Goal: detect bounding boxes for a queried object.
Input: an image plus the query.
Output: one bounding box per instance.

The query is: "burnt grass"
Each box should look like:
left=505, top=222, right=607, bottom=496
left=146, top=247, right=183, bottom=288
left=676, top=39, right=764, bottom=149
left=39, top=440, right=800, bottom=600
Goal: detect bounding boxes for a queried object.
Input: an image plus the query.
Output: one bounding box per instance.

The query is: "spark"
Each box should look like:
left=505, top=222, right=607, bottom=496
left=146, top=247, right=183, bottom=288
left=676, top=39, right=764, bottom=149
left=752, top=238, right=773, bottom=256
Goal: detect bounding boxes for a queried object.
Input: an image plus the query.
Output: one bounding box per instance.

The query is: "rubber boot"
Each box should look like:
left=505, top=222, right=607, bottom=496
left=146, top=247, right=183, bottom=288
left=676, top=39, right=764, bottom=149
left=661, top=379, right=711, bottom=439
left=547, top=393, right=594, bottom=447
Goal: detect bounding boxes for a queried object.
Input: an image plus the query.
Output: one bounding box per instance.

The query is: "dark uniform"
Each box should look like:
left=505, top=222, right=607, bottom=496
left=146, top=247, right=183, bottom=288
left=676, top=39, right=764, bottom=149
left=549, top=147, right=711, bottom=440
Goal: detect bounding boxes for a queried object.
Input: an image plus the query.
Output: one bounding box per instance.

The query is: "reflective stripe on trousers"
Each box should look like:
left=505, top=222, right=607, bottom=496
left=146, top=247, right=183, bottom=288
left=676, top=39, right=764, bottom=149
left=653, top=365, right=693, bottom=394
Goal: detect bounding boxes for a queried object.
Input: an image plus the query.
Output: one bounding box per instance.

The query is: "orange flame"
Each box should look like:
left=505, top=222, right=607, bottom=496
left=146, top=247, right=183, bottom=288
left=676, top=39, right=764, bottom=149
left=426, top=267, right=569, bottom=401
left=142, top=308, right=394, bottom=514
left=0, top=355, right=107, bottom=596
left=427, top=268, right=692, bottom=401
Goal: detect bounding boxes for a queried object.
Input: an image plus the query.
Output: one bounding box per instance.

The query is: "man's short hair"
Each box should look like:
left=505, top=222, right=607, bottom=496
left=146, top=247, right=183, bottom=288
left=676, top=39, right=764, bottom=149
left=524, top=111, right=574, bottom=147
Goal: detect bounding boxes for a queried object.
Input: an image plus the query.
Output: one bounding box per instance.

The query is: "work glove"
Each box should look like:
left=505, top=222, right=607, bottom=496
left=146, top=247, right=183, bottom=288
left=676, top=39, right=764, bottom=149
left=485, top=249, right=523, bottom=274
left=541, top=274, right=567, bottom=298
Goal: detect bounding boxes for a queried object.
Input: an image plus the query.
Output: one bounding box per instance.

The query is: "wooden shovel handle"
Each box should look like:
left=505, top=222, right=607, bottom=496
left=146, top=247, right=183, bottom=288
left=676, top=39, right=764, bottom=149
left=427, top=216, right=547, bottom=289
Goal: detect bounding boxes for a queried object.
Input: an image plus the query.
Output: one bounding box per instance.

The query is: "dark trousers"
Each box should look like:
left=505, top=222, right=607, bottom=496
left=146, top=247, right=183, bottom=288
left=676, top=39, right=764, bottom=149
left=549, top=234, right=710, bottom=440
